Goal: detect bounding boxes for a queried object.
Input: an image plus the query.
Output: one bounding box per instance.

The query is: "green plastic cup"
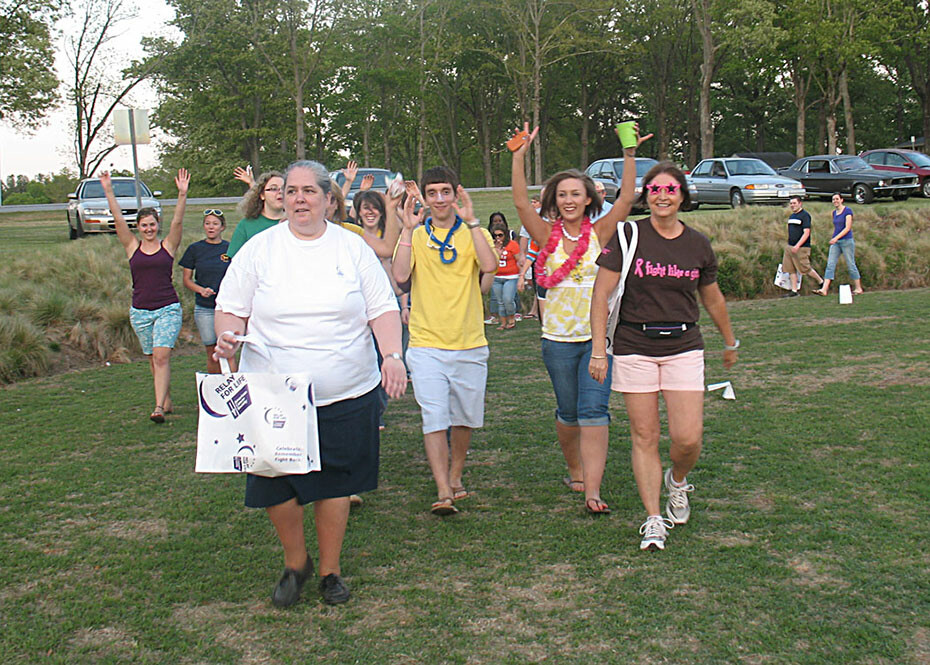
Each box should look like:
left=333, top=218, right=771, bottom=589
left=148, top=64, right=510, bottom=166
left=616, top=121, right=637, bottom=149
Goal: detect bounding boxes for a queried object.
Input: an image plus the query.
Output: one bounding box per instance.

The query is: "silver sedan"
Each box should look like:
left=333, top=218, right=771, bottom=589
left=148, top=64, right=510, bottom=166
left=687, top=158, right=806, bottom=208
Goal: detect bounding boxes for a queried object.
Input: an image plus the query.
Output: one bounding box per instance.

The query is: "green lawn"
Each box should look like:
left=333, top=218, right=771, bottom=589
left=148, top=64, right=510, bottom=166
left=1, top=288, right=928, bottom=663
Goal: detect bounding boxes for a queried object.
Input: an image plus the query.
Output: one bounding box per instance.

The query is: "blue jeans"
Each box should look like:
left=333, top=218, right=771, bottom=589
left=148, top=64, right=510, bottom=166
left=491, top=277, right=518, bottom=317
left=541, top=338, right=612, bottom=427
left=824, top=237, right=860, bottom=280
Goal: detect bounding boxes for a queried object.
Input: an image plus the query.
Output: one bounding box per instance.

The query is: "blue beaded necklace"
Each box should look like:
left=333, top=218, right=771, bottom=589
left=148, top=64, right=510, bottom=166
left=424, top=215, right=463, bottom=264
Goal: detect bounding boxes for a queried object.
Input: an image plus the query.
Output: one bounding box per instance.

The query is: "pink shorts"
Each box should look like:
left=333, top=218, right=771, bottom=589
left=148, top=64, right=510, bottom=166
left=611, top=350, right=705, bottom=393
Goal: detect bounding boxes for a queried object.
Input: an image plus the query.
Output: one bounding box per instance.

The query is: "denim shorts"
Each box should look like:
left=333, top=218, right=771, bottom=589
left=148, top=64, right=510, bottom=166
left=541, top=338, right=612, bottom=427
left=406, top=346, right=489, bottom=434
left=193, top=304, right=217, bottom=346
left=129, top=302, right=182, bottom=355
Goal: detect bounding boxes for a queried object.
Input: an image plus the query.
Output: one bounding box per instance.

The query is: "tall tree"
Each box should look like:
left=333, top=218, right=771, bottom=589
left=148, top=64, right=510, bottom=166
left=66, top=0, right=159, bottom=178
left=0, top=0, right=60, bottom=126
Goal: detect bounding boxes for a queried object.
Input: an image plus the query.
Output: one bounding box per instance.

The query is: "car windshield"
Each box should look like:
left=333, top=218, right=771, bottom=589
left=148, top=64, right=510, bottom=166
left=906, top=152, right=930, bottom=167
left=82, top=180, right=152, bottom=199
left=835, top=157, right=870, bottom=171
left=725, top=160, right=777, bottom=176
left=612, top=159, right=658, bottom=179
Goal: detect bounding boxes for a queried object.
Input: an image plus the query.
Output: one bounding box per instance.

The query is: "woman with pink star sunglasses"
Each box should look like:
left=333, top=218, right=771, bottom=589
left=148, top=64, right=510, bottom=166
left=589, top=161, right=739, bottom=552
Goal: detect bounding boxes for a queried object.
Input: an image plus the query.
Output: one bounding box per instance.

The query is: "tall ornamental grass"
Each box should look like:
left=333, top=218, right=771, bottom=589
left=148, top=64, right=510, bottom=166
left=0, top=199, right=929, bottom=382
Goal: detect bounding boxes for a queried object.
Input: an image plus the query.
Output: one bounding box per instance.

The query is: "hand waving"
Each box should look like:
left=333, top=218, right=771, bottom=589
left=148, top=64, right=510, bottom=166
left=175, top=168, right=191, bottom=195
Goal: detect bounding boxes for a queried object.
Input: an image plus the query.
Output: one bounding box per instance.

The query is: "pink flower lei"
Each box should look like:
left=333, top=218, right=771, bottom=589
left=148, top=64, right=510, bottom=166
left=534, top=216, right=593, bottom=289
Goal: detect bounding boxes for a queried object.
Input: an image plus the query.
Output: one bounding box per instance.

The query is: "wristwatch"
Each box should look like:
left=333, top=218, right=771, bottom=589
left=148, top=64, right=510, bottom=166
left=723, top=339, right=740, bottom=351
left=465, top=219, right=480, bottom=229
left=387, top=352, right=404, bottom=361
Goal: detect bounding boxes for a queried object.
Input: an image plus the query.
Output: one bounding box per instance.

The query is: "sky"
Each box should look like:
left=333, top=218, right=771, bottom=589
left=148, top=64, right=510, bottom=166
left=0, top=1, right=176, bottom=180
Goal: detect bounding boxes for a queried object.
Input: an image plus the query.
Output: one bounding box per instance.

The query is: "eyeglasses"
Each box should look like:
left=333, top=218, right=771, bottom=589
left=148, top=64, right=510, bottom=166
left=203, top=209, right=225, bottom=217
left=492, top=232, right=505, bottom=238
left=646, top=183, right=681, bottom=195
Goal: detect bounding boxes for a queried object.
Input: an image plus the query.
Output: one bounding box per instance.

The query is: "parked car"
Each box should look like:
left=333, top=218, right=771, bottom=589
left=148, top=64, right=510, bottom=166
left=584, top=157, right=659, bottom=202
left=860, top=148, right=930, bottom=199
left=67, top=177, right=161, bottom=239
left=777, top=155, right=918, bottom=204
left=687, top=158, right=806, bottom=208
left=329, top=168, right=393, bottom=208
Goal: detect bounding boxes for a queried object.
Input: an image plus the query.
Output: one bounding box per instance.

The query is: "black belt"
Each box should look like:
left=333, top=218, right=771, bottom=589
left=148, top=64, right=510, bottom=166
left=620, top=320, right=696, bottom=338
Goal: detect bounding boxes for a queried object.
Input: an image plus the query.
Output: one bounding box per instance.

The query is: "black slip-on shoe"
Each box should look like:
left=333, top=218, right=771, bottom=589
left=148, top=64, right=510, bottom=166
left=318, top=573, right=350, bottom=605
left=272, top=557, right=314, bottom=607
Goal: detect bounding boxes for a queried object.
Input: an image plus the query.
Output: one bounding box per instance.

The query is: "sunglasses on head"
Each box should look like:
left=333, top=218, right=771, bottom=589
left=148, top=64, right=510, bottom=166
left=646, top=183, right=680, bottom=195
left=203, top=209, right=225, bottom=217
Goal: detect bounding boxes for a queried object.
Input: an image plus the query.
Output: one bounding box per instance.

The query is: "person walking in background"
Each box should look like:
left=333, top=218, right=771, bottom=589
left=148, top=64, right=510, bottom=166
left=813, top=193, right=863, bottom=296
left=782, top=196, right=823, bottom=298
left=392, top=168, right=498, bottom=516
left=592, top=181, right=613, bottom=221
left=489, top=214, right=524, bottom=330
left=180, top=209, right=234, bottom=373
left=100, top=168, right=190, bottom=424
left=590, top=160, right=738, bottom=551
left=227, top=171, right=285, bottom=258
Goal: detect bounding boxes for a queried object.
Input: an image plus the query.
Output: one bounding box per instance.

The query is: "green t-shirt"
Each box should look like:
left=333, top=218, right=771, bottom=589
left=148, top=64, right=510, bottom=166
left=226, top=215, right=280, bottom=257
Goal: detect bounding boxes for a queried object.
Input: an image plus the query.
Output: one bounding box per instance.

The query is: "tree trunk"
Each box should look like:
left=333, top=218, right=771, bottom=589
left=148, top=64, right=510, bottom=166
left=692, top=0, right=715, bottom=159
left=903, top=54, right=930, bottom=156
left=363, top=113, right=371, bottom=166
left=796, top=110, right=806, bottom=159
left=815, top=102, right=826, bottom=154
left=580, top=83, right=590, bottom=168
left=294, top=93, right=306, bottom=161
left=839, top=67, right=855, bottom=153
left=532, top=60, right=542, bottom=185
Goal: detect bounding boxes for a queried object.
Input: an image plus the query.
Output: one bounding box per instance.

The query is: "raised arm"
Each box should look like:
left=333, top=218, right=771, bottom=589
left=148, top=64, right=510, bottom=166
left=592, top=125, right=653, bottom=245
left=163, top=168, right=190, bottom=257
left=510, top=123, right=550, bottom=247
left=233, top=165, right=254, bottom=188
left=454, top=186, right=498, bottom=273
left=100, top=171, right=138, bottom=257
left=341, top=161, right=358, bottom=198
left=391, top=182, right=424, bottom=284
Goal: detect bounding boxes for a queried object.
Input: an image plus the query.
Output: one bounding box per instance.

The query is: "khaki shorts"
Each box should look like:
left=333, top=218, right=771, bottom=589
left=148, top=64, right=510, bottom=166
left=782, top=245, right=811, bottom=274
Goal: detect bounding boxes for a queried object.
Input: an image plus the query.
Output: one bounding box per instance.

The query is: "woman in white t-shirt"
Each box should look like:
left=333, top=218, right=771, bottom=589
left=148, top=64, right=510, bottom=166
left=214, top=160, right=407, bottom=608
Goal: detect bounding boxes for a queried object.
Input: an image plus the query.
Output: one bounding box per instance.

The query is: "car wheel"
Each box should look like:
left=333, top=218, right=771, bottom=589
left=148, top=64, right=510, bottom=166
left=852, top=184, right=873, bottom=205
left=68, top=219, right=77, bottom=240
left=892, top=191, right=909, bottom=201
left=682, top=200, right=699, bottom=211
left=730, top=189, right=745, bottom=208
left=922, top=179, right=930, bottom=198
left=75, top=216, right=86, bottom=237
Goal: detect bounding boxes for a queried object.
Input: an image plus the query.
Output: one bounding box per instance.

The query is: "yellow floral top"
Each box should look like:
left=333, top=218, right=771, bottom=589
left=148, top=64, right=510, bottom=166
left=540, top=233, right=602, bottom=342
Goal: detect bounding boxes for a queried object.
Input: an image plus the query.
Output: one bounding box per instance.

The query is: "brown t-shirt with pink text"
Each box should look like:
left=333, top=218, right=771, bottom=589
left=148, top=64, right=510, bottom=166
left=596, top=218, right=717, bottom=356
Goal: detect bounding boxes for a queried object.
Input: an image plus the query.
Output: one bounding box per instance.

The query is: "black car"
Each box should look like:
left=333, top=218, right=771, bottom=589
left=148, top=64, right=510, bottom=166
left=777, top=155, right=918, bottom=204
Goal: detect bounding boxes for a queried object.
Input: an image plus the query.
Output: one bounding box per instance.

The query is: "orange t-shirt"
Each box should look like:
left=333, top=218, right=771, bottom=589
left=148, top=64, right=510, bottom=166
left=496, top=240, right=521, bottom=277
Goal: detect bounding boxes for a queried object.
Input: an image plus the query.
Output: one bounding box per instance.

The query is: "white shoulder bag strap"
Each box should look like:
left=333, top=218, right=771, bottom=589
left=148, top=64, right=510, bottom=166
left=605, top=220, right=639, bottom=353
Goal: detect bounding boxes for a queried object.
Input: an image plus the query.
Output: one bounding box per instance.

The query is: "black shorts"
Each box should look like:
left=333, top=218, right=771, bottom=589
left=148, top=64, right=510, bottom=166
left=245, top=387, right=380, bottom=508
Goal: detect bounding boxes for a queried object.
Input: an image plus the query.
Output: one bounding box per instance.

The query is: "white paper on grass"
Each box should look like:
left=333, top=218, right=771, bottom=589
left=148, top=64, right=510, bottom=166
left=838, top=284, right=853, bottom=304
left=707, top=381, right=736, bottom=400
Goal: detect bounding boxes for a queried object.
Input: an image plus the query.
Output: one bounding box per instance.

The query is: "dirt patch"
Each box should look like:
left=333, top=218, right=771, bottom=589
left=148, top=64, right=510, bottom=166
left=103, top=518, right=169, bottom=540
left=909, top=627, right=930, bottom=665
left=789, top=556, right=850, bottom=589
left=68, top=626, right=140, bottom=660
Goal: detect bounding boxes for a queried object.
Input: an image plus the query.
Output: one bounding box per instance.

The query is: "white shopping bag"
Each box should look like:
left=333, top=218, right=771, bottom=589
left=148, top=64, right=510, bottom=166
left=195, top=337, right=320, bottom=476
left=773, top=263, right=801, bottom=291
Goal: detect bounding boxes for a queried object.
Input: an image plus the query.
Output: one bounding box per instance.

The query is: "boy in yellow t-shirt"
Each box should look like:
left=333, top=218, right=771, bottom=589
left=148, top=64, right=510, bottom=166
left=392, top=167, right=498, bottom=516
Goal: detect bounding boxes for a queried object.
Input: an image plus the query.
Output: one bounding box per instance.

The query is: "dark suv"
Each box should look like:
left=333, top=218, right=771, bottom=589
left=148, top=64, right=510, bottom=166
left=860, top=149, right=930, bottom=199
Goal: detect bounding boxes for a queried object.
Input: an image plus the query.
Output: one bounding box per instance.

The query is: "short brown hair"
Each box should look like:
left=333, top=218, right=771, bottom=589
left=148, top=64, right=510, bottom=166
left=636, top=161, right=692, bottom=209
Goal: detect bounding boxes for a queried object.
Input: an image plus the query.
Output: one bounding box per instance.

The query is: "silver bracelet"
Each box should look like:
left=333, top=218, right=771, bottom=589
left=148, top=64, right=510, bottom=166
left=465, top=219, right=480, bottom=229
left=723, top=339, right=740, bottom=351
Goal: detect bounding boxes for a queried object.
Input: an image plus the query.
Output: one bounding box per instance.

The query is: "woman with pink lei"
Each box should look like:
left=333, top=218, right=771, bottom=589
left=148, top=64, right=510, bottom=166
left=589, top=161, right=738, bottom=551
left=511, top=122, right=650, bottom=515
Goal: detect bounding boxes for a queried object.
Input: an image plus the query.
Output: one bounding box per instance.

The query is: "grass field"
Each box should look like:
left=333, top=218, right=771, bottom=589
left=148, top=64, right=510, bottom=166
left=1, top=287, right=929, bottom=664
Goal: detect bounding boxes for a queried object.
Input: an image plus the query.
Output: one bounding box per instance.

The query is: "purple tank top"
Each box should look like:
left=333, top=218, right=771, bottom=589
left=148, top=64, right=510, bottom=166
left=129, top=243, right=179, bottom=310
left=832, top=206, right=853, bottom=240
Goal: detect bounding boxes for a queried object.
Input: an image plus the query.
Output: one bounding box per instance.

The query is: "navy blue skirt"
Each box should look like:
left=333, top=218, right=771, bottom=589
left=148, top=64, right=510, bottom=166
left=245, top=387, right=380, bottom=508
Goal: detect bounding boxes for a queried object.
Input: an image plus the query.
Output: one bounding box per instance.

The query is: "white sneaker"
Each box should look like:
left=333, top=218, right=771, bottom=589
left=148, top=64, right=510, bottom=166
left=639, top=515, right=674, bottom=550
left=664, top=468, right=694, bottom=525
